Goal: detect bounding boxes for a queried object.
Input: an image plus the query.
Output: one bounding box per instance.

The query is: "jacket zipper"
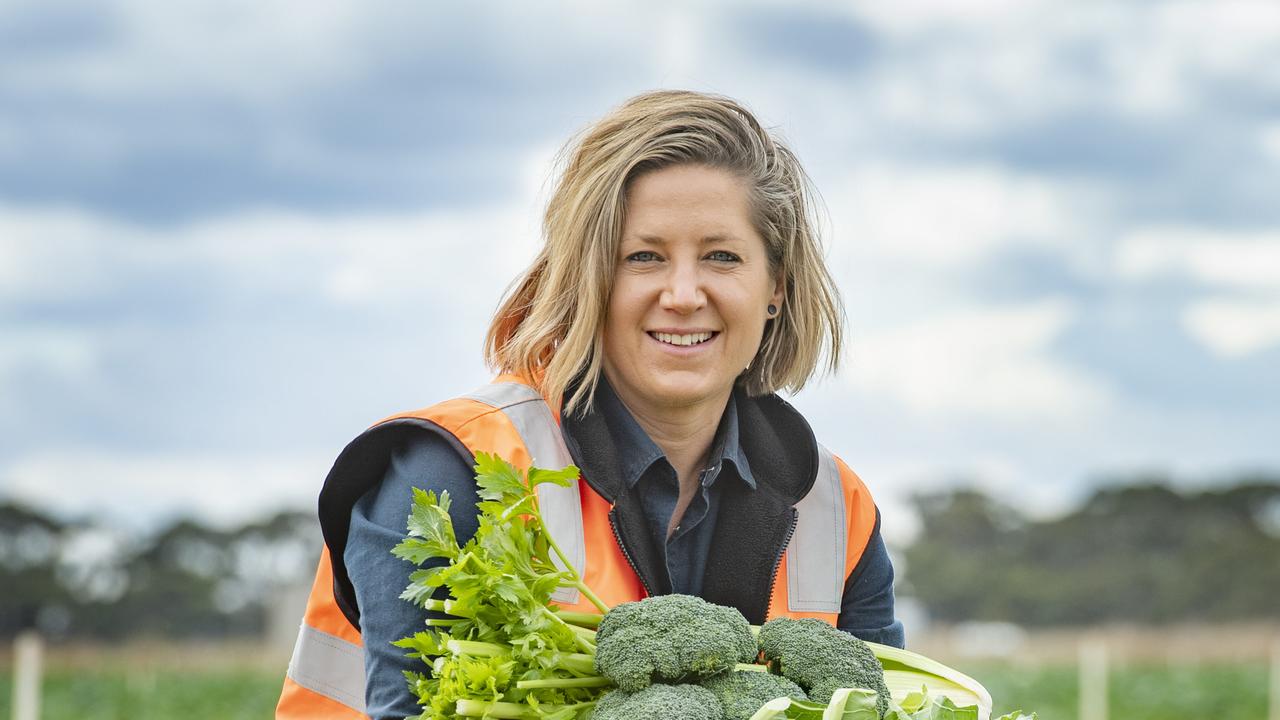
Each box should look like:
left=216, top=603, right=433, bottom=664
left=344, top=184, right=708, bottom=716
left=608, top=508, right=655, bottom=598
left=763, top=509, right=799, bottom=618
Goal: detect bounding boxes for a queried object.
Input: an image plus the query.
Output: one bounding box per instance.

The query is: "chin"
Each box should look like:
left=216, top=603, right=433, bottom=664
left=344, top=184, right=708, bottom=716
left=644, top=374, right=730, bottom=409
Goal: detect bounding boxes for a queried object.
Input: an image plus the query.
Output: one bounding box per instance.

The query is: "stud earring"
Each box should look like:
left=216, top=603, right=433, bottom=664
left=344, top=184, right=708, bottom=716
left=767, top=304, right=778, bottom=316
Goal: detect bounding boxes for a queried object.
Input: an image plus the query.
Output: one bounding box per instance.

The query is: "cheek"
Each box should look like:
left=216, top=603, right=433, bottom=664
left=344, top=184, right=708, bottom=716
left=603, top=295, right=641, bottom=357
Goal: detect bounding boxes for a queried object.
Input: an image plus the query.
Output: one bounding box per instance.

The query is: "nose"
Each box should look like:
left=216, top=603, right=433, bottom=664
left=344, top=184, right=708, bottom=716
left=659, top=260, right=705, bottom=314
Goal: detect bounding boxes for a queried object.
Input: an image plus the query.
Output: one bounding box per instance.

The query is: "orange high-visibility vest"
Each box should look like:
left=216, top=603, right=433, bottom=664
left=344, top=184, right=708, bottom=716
left=276, top=377, right=878, bottom=719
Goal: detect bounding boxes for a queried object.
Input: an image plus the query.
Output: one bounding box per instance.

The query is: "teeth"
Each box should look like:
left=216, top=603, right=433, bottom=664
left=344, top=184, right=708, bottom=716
left=653, top=332, right=713, bottom=346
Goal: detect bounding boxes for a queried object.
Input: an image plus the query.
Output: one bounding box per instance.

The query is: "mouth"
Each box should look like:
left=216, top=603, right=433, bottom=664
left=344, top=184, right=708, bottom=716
left=647, top=331, right=718, bottom=348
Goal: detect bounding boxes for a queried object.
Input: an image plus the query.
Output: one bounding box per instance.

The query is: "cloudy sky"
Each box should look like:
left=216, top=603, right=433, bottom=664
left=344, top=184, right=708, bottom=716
left=3, top=0, right=1278, bottom=543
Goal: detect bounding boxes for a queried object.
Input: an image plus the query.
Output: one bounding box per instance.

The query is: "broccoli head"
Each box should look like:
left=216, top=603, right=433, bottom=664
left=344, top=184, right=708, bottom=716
left=756, top=617, right=890, bottom=718
left=591, top=683, right=723, bottom=720
left=700, top=669, right=807, bottom=720
left=594, top=594, right=758, bottom=691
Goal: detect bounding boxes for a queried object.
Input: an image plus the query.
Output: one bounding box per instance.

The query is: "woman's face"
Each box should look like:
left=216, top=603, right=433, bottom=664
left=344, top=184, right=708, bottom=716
left=602, top=164, right=784, bottom=415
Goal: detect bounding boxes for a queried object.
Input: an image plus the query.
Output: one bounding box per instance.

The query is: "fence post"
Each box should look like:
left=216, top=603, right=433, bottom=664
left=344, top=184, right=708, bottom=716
left=13, top=631, right=43, bottom=720
left=1078, top=638, right=1107, bottom=720
left=1269, top=637, right=1280, bottom=720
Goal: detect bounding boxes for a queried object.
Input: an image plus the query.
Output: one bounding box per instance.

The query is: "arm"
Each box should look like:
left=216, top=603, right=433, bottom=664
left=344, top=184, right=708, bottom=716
left=837, top=510, right=906, bottom=648
left=343, top=430, right=479, bottom=720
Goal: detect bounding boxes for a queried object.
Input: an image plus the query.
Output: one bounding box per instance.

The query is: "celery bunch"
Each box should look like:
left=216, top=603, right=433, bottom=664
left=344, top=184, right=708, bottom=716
left=391, top=453, right=608, bottom=720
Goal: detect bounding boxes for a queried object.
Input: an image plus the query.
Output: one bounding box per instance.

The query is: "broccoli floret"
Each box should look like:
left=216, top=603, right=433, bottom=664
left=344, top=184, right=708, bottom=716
left=591, top=683, right=723, bottom=720
left=700, top=670, right=807, bottom=720
left=757, top=617, right=891, bottom=718
left=594, top=594, right=758, bottom=691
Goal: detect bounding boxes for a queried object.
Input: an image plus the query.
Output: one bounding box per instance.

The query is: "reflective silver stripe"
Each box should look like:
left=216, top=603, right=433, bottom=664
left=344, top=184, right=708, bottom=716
left=785, top=445, right=846, bottom=613
left=463, top=380, right=544, bottom=409
left=464, top=382, right=585, bottom=605
left=286, top=623, right=366, bottom=713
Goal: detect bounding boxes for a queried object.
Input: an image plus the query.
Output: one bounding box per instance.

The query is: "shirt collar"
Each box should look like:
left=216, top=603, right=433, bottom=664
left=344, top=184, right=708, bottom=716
left=592, top=376, right=757, bottom=491
left=712, top=390, right=757, bottom=490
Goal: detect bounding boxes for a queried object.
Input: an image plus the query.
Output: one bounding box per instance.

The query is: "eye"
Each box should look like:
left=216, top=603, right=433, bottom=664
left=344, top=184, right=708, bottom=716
left=625, top=250, right=662, bottom=263
left=706, top=250, right=741, bottom=263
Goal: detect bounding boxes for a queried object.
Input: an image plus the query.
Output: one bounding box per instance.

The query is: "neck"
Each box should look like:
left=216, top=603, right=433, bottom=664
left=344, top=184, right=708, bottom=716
left=606, top=382, right=729, bottom=492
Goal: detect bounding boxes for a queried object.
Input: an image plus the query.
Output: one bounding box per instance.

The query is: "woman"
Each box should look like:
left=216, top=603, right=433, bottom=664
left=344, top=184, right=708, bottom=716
left=277, top=90, right=903, bottom=720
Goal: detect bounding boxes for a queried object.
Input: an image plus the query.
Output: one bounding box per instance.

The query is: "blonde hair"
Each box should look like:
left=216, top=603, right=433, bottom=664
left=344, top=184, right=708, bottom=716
left=484, top=89, right=844, bottom=415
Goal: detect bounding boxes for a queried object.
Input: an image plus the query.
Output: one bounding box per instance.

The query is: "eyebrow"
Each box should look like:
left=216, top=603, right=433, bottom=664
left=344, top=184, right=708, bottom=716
left=630, top=233, right=743, bottom=245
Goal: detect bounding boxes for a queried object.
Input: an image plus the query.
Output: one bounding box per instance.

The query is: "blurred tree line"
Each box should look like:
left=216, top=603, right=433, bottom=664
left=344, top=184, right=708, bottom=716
left=5, top=474, right=1279, bottom=641
left=903, top=475, right=1280, bottom=625
left=1, top=504, right=319, bottom=641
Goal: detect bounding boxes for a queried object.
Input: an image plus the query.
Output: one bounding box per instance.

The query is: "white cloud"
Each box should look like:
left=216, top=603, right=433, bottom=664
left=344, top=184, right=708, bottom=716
left=826, top=163, right=1087, bottom=268
left=847, top=0, right=1280, bottom=126
left=179, top=206, right=537, bottom=308
left=0, top=198, right=544, bottom=444
left=1116, top=227, right=1280, bottom=357
left=1116, top=227, right=1280, bottom=291
left=0, top=328, right=97, bottom=379
left=1261, top=124, right=1280, bottom=163
left=2, top=449, right=328, bottom=530
left=849, top=0, right=1037, bottom=35
left=0, top=327, right=99, bottom=421
left=844, top=299, right=1110, bottom=423
left=1183, top=297, right=1280, bottom=358
left=0, top=199, right=538, bottom=308
left=0, top=207, right=129, bottom=302
left=0, top=1, right=364, bottom=101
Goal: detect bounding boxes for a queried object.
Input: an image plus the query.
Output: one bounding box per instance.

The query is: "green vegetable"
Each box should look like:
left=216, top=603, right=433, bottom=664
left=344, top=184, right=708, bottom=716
left=592, top=683, right=724, bottom=720
left=758, top=617, right=892, bottom=717
left=745, top=687, right=880, bottom=719
left=594, top=594, right=758, bottom=691
left=390, top=453, right=1037, bottom=720
left=702, top=669, right=808, bottom=720
left=391, top=453, right=608, bottom=719
left=882, top=686, right=1037, bottom=720
left=870, top=643, right=992, bottom=716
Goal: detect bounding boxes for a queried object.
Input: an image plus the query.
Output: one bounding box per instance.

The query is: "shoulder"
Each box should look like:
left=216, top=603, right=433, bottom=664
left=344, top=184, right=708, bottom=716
left=821, top=448, right=874, bottom=498
left=342, top=378, right=542, bottom=454
left=374, top=378, right=550, bottom=437
left=734, top=391, right=821, bottom=503
left=738, top=388, right=877, bottom=509
left=325, top=377, right=561, bottom=510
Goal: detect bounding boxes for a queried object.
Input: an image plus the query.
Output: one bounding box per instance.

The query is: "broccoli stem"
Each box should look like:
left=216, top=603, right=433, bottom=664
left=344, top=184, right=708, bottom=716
left=455, top=699, right=597, bottom=719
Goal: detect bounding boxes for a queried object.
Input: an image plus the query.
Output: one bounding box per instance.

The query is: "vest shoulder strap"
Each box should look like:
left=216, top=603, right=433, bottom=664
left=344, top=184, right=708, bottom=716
left=785, top=444, right=845, bottom=613
left=454, top=381, right=586, bottom=604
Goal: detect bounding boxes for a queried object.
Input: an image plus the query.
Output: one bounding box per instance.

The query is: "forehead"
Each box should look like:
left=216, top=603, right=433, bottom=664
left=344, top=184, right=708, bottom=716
left=622, top=165, right=755, bottom=241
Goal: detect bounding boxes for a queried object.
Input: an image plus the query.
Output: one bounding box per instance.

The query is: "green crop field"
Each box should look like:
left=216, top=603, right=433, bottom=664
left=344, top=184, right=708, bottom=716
left=0, top=667, right=282, bottom=720
left=1, top=661, right=1270, bottom=718
left=970, top=661, right=1271, bottom=719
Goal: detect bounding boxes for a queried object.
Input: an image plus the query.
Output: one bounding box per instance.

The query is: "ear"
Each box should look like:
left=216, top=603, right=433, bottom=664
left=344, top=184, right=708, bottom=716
left=769, top=272, right=785, bottom=311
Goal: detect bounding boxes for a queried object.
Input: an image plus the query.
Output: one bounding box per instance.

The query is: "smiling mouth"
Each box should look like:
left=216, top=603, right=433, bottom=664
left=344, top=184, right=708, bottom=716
left=648, top=331, right=717, bottom=347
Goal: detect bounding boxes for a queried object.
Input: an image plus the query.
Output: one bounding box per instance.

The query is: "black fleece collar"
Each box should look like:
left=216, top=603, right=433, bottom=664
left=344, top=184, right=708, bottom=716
left=561, top=381, right=815, bottom=505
